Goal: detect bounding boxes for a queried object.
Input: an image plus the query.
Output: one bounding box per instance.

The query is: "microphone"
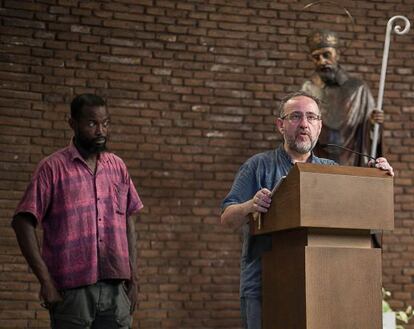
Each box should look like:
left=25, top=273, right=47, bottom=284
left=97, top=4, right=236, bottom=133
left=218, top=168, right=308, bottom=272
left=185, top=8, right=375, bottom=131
left=318, top=143, right=376, bottom=164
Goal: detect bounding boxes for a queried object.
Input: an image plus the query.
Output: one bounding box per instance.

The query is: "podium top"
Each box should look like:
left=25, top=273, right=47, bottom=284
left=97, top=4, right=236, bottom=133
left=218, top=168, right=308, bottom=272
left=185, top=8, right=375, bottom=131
left=294, top=162, right=392, bottom=177
left=251, top=163, right=394, bottom=235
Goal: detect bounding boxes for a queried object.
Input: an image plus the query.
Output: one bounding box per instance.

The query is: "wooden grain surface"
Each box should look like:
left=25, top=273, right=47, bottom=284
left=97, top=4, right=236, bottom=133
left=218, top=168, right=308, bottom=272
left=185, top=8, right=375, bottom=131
left=251, top=163, right=394, bottom=235
left=261, top=229, right=382, bottom=329
left=306, top=247, right=382, bottom=329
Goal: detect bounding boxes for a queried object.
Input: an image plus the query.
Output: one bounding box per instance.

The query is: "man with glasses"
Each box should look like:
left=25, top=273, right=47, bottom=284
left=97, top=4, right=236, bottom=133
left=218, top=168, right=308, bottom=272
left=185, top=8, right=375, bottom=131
left=12, top=94, right=143, bottom=328
left=220, top=91, right=393, bottom=329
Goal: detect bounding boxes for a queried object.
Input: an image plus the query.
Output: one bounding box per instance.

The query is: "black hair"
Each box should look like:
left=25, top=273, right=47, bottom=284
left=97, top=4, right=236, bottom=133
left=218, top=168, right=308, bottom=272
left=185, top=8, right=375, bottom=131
left=278, top=91, right=321, bottom=117
left=70, top=94, right=106, bottom=121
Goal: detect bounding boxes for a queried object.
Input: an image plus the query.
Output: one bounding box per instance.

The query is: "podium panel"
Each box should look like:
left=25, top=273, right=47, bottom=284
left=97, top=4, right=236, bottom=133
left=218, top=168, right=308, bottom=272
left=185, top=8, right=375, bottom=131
left=257, top=163, right=393, bottom=329
left=262, top=229, right=382, bottom=329
left=306, top=247, right=381, bottom=329
left=262, top=230, right=306, bottom=329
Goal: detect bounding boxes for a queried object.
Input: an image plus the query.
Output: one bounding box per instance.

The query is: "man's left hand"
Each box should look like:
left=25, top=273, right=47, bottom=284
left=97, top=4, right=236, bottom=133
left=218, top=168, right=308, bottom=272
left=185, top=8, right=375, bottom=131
left=126, top=280, right=138, bottom=314
left=368, top=157, right=394, bottom=176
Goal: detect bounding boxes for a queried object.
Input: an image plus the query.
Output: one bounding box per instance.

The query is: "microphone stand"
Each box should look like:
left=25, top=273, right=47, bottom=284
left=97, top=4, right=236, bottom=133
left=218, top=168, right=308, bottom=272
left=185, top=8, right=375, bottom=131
left=319, top=143, right=376, bottom=164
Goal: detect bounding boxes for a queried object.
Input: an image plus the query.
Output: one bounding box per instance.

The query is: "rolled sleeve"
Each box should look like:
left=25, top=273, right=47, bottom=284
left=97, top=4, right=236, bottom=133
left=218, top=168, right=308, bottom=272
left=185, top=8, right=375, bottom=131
left=14, top=162, right=52, bottom=225
left=222, top=164, right=256, bottom=211
left=126, top=177, right=143, bottom=217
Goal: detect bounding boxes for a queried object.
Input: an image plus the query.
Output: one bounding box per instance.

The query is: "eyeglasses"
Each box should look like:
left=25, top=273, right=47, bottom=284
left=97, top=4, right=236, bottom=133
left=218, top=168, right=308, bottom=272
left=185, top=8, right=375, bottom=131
left=281, top=112, right=322, bottom=123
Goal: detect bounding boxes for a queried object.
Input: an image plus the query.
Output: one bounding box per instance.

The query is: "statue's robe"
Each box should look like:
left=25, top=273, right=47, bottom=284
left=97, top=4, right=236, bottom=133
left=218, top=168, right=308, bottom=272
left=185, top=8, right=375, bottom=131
left=302, top=66, right=380, bottom=166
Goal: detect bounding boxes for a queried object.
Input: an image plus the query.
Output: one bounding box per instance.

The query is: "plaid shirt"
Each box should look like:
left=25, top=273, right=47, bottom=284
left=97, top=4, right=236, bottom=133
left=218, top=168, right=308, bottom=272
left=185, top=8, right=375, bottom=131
left=15, top=143, right=143, bottom=290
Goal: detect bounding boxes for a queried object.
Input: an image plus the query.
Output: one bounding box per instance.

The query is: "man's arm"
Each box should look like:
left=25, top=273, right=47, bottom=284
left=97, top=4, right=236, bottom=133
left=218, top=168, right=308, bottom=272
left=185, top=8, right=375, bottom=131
left=126, top=214, right=138, bottom=314
left=221, top=188, right=272, bottom=229
left=11, top=213, right=62, bottom=306
left=221, top=200, right=254, bottom=229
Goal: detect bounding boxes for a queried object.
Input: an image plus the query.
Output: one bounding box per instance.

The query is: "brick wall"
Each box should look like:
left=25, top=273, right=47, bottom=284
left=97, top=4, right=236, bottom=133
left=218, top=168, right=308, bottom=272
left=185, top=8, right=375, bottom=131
left=1, top=1, right=413, bottom=328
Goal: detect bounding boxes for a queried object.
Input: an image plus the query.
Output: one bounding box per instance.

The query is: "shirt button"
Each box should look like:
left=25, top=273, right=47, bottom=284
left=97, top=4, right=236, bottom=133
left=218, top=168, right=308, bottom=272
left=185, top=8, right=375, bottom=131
left=98, top=218, right=102, bottom=221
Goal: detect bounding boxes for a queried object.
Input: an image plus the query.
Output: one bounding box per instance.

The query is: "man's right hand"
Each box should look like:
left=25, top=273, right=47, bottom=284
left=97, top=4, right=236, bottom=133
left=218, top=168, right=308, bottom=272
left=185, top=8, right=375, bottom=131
left=250, top=188, right=272, bottom=213
left=221, top=188, right=273, bottom=228
left=12, top=214, right=63, bottom=309
left=40, top=279, right=63, bottom=309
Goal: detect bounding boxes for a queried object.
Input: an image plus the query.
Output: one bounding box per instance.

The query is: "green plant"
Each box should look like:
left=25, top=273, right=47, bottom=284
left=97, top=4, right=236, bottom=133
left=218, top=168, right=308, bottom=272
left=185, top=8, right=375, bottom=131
left=383, top=288, right=414, bottom=329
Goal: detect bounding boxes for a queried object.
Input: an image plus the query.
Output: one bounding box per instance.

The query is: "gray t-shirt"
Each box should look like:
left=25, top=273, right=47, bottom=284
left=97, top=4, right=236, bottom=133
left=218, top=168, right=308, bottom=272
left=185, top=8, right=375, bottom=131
left=222, top=144, right=336, bottom=297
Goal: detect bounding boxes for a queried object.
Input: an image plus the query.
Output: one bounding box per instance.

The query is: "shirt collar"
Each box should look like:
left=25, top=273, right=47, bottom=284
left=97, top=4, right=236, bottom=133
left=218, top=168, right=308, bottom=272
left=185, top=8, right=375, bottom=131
left=68, top=139, right=83, bottom=162
left=278, top=143, right=316, bottom=165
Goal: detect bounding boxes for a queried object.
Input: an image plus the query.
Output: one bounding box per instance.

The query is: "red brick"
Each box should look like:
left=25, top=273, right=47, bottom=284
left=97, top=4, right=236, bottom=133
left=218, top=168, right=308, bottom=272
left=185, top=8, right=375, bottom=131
left=1, top=1, right=414, bottom=328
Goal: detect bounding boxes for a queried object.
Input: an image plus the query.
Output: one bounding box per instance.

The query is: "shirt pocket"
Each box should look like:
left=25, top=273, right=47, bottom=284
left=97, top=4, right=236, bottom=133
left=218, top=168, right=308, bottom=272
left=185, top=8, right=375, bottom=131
left=114, top=183, right=129, bottom=215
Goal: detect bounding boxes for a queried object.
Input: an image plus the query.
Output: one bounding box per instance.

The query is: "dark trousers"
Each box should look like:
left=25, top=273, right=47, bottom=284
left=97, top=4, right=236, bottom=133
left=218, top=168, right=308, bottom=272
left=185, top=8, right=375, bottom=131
left=50, top=281, right=132, bottom=329
left=240, top=296, right=262, bottom=329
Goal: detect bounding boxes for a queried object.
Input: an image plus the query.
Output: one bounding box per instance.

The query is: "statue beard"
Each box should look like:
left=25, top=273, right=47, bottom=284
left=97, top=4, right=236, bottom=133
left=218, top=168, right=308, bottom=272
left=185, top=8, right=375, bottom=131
left=316, top=67, right=337, bottom=85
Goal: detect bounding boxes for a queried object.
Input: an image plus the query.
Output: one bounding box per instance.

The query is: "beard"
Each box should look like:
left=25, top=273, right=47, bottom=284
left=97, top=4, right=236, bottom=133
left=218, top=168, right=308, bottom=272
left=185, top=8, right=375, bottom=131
left=316, top=67, right=337, bottom=85
left=76, top=135, right=108, bottom=154
left=286, top=131, right=317, bottom=154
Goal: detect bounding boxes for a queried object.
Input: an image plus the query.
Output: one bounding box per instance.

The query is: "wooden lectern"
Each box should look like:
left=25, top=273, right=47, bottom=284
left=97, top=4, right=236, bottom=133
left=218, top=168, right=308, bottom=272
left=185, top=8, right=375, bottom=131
left=250, top=163, right=394, bottom=329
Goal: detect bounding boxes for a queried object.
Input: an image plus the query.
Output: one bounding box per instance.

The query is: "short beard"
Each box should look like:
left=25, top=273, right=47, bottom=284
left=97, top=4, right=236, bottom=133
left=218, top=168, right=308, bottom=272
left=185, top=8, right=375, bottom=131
left=90, top=143, right=107, bottom=154
left=76, top=136, right=107, bottom=155
left=316, top=68, right=337, bottom=85
left=286, top=135, right=317, bottom=154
